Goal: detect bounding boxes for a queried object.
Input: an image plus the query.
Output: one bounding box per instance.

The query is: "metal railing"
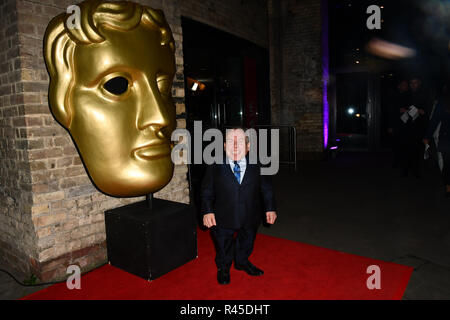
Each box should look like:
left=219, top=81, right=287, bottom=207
left=254, top=125, right=297, bottom=172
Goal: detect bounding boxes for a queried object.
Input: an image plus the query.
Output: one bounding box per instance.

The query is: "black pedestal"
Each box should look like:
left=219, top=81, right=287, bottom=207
left=104, top=198, right=197, bottom=281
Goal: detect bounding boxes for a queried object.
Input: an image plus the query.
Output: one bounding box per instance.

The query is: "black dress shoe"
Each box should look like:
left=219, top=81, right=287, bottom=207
left=235, top=261, right=264, bottom=276
left=217, top=269, right=230, bottom=285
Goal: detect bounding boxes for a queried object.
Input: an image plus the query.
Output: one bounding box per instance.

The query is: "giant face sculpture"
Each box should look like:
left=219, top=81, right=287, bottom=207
left=44, top=0, right=176, bottom=197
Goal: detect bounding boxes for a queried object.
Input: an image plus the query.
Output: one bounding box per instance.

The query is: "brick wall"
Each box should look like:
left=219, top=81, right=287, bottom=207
left=1, top=0, right=190, bottom=281
left=269, top=0, right=326, bottom=159
left=0, top=0, right=38, bottom=276
left=180, top=0, right=269, bottom=49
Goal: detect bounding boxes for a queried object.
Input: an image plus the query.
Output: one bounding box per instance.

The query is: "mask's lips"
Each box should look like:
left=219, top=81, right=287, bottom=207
left=133, top=141, right=171, bottom=160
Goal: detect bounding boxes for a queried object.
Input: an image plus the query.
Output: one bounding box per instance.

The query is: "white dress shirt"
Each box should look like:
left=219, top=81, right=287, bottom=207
left=227, top=156, right=247, bottom=184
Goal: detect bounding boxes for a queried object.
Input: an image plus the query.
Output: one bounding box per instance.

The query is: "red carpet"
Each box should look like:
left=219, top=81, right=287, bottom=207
left=23, top=230, right=412, bottom=300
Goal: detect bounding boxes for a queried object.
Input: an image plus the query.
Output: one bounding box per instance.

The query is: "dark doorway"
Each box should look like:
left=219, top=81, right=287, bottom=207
left=181, top=18, right=271, bottom=219
left=182, top=18, right=271, bottom=131
left=335, top=72, right=369, bottom=149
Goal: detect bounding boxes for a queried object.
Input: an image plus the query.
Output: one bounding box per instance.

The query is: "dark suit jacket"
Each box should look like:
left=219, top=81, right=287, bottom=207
left=388, top=91, right=410, bottom=130
left=200, top=156, right=277, bottom=230
left=409, top=89, right=432, bottom=137
left=425, top=99, right=450, bottom=153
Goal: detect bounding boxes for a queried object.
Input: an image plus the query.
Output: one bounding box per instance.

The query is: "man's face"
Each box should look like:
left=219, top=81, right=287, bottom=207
left=409, top=79, right=421, bottom=92
left=69, top=24, right=176, bottom=196
left=224, top=129, right=249, bottom=161
left=398, top=81, right=408, bottom=92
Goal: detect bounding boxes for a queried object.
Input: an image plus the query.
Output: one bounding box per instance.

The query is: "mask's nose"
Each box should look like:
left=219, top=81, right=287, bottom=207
left=137, top=77, right=170, bottom=136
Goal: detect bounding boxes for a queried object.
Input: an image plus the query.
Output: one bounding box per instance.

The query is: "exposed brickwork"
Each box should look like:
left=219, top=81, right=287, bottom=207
left=30, top=241, right=107, bottom=282
left=0, top=0, right=38, bottom=277
left=180, top=0, right=269, bottom=48
left=1, top=0, right=190, bottom=281
left=269, top=0, right=325, bottom=159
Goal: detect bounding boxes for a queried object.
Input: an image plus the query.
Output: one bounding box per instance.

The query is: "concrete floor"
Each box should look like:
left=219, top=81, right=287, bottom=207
left=2, top=150, right=450, bottom=299
left=0, top=263, right=50, bottom=300
left=259, top=151, right=450, bottom=300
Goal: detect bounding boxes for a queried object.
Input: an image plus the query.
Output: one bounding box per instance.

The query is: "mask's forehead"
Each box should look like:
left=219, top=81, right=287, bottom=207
left=73, top=24, right=175, bottom=85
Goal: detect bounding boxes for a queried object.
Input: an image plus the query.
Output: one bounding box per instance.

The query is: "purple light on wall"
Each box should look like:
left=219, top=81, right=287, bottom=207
left=321, top=0, right=329, bottom=149
left=330, top=146, right=338, bottom=150
left=323, top=77, right=329, bottom=149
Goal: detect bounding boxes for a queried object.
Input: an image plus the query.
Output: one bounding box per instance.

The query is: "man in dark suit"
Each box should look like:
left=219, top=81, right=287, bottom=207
left=399, top=77, right=432, bottom=178
left=388, top=79, right=410, bottom=168
left=201, top=127, right=277, bottom=285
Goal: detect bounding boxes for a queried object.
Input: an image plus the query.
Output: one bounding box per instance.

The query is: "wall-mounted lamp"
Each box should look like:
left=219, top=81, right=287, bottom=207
left=187, top=77, right=206, bottom=92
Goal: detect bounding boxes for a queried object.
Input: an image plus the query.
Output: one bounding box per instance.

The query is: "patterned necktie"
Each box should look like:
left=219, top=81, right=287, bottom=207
left=233, top=161, right=241, bottom=184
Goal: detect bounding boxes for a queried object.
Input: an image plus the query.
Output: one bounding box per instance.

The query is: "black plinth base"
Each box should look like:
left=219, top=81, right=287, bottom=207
left=104, top=198, right=197, bottom=281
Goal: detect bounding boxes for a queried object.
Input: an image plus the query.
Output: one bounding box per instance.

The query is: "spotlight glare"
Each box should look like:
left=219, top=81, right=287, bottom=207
left=366, top=38, right=416, bottom=60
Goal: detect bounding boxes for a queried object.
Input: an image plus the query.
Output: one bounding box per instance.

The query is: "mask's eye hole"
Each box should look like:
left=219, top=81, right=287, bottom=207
left=103, top=76, right=129, bottom=95
left=157, top=75, right=172, bottom=97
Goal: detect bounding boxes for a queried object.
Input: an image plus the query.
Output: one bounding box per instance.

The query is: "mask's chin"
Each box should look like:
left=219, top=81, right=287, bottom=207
left=85, top=154, right=174, bottom=197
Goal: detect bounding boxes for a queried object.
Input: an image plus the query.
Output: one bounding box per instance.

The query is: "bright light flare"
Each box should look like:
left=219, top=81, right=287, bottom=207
left=366, top=38, right=416, bottom=60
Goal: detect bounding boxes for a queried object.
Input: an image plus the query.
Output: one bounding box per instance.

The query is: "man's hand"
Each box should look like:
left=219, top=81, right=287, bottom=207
left=266, top=211, right=277, bottom=224
left=203, top=213, right=216, bottom=228
left=423, top=138, right=430, bottom=145
left=400, top=108, right=407, bottom=113
left=418, top=109, right=425, bottom=115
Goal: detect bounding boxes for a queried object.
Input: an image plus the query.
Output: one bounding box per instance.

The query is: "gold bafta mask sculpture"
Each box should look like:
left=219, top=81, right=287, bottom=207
left=44, top=0, right=177, bottom=197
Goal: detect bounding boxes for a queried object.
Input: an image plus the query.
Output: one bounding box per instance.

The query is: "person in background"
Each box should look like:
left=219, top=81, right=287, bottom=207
left=423, top=80, right=450, bottom=197
left=398, top=76, right=432, bottom=178
left=388, top=78, right=410, bottom=168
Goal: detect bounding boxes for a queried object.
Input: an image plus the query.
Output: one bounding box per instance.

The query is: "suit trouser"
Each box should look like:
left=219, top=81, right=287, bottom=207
left=399, top=139, right=424, bottom=175
left=442, top=152, right=450, bottom=185
left=211, top=226, right=257, bottom=271
left=392, top=129, right=403, bottom=167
